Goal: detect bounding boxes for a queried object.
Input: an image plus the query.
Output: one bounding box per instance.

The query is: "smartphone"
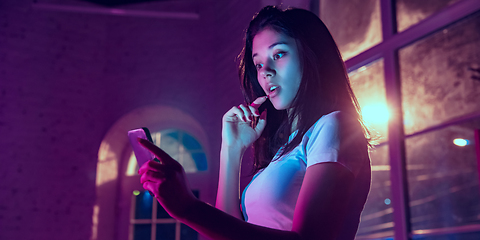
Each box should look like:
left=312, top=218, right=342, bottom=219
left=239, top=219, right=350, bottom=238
left=127, top=127, right=157, bottom=167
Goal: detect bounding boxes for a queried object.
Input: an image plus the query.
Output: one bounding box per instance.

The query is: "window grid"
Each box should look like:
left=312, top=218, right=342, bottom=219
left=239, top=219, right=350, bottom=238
left=153, top=130, right=205, bottom=173
left=337, top=0, right=480, bottom=239
left=152, top=131, right=190, bottom=163
left=129, top=193, right=183, bottom=240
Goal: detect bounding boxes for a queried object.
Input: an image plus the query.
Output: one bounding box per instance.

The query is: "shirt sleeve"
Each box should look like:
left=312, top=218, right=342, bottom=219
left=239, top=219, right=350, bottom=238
left=304, top=111, right=354, bottom=174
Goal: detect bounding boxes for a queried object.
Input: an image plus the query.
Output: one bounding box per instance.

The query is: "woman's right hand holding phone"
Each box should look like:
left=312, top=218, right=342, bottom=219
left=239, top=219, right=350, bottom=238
left=221, top=96, right=268, bottom=153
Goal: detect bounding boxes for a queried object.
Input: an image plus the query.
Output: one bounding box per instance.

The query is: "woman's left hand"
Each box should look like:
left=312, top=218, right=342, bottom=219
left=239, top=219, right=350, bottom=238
left=138, top=138, right=198, bottom=220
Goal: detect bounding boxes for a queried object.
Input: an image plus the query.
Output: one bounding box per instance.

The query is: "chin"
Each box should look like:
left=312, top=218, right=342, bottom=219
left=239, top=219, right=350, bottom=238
left=272, top=102, right=289, bottom=111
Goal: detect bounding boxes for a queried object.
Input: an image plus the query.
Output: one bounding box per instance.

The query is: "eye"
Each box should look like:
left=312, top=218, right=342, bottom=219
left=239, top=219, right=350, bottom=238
left=273, top=52, right=285, bottom=60
left=255, top=63, right=263, bottom=70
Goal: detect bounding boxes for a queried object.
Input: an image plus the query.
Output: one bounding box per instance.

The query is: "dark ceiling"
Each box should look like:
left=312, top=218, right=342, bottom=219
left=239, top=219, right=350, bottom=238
left=80, top=0, right=168, bottom=7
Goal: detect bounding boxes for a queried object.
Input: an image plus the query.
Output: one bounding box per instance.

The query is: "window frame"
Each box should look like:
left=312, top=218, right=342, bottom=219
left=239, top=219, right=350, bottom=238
left=129, top=190, right=199, bottom=240
left=320, top=0, right=480, bottom=239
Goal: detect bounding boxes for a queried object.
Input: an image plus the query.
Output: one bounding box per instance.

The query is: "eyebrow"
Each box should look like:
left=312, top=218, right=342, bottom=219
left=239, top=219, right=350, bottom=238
left=252, top=41, right=288, bottom=59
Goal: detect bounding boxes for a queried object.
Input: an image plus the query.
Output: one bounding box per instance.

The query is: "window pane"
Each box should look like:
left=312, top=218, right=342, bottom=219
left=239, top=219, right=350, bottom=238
left=357, top=144, right=394, bottom=239
left=156, top=129, right=208, bottom=173
left=182, top=133, right=202, bottom=150
left=180, top=152, right=198, bottom=173
left=135, top=191, right=153, bottom=219
left=181, top=224, right=198, bottom=240
left=191, top=153, right=208, bottom=171
left=400, top=12, right=480, bottom=135
left=155, top=223, right=176, bottom=240
left=349, top=59, right=392, bottom=238
left=396, top=0, right=462, bottom=32
left=133, top=224, right=151, bottom=240
left=159, top=131, right=180, bottom=158
left=320, top=0, right=382, bottom=60
left=349, top=59, right=388, bottom=141
left=405, top=121, right=480, bottom=232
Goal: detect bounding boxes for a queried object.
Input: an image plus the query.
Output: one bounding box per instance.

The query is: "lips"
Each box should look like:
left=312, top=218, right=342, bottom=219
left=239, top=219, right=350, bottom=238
left=267, top=85, right=280, bottom=98
left=269, top=85, right=278, bottom=93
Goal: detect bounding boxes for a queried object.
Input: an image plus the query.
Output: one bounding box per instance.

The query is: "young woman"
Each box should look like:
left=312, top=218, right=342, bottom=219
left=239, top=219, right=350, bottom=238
left=138, top=6, right=371, bottom=240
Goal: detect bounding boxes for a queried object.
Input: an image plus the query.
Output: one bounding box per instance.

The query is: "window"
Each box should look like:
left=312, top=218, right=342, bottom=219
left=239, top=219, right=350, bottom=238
left=396, top=0, right=463, bottom=32
left=94, top=105, right=211, bottom=240
left=126, top=129, right=208, bottom=176
left=318, top=0, right=480, bottom=239
left=349, top=59, right=394, bottom=238
left=320, top=0, right=382, bottom=60
left=399, top=11, right=480, bottom=234
left=126, top=129, right=207, bottom=240
left=130, top=190, right=199, bottom=240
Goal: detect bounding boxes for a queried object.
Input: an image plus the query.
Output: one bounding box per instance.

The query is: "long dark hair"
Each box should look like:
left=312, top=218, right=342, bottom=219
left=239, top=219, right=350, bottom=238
left=239, top=6, right=370, bottom=173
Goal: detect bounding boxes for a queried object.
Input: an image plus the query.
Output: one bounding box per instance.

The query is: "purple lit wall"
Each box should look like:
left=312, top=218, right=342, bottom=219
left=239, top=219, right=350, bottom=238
left=0, top=0, right=262, bottom=239
left=3, top=0, right=479, bottom=239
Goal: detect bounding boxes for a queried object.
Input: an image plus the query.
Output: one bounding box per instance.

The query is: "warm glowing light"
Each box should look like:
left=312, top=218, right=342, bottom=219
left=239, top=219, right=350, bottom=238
left=453, top=138, right=469, bottom=147
left=371, top=165, right=390, bottom=171
left=133, top=190, right=140, bottom=196
left=361, top=103, right=390, bottom=125
left=91, top=205, right=99, bottom=240
left=358, top=66, right=367, bottom=72
left=126, top=152, right=138, bottom=176
left=96, top=142, right=118, bottom=186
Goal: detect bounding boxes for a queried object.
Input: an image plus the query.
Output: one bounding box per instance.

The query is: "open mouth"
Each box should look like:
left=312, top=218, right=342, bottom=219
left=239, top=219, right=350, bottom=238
left=267, top=85, right=280, bottom=98
left=269, top=85, right=278, bottom=94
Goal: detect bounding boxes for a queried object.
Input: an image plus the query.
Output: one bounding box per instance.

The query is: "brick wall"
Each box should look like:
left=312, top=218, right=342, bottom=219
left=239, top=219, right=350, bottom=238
left=0, top=0, right=261, bottom=239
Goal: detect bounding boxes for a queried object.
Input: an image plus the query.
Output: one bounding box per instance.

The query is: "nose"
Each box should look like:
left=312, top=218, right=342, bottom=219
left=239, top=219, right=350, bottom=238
left=263, top=68, right=275, bottom=78
left=259, top=60, right=276, bottom=79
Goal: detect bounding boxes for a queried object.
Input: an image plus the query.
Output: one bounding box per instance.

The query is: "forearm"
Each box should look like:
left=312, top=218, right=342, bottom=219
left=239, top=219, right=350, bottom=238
left=215, top=145, right=243, bottom=219
left=182, top=200, right=302, bottom=240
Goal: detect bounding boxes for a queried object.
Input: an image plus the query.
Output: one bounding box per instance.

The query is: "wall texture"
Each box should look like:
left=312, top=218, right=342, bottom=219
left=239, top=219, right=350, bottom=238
left=0, top=0, right=261, bottom=239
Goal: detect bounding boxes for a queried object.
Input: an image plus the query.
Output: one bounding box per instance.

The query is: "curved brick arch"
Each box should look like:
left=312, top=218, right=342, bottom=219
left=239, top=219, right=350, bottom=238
left=93, top=105, right=210, bottom=240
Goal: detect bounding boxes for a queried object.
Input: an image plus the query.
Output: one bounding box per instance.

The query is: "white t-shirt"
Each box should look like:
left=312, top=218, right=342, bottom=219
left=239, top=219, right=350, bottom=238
left=241, top=111, right=371, bottom=240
